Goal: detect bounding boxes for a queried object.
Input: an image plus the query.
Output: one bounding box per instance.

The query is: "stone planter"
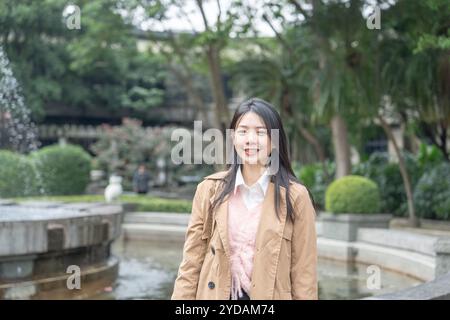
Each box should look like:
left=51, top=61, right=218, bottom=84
left=319, top=211, right=393, bottom=242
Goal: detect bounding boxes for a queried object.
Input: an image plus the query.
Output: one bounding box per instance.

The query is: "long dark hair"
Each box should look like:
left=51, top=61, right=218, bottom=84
left=210, top=97, right=303, bottom=222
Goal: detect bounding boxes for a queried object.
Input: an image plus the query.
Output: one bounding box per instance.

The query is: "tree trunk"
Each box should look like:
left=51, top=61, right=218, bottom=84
left=330, top=114, right=351, bottom=178
left=206, top=44, right=229, bottom=133
left=205, top=44, right=229, bottom=171
left=298, top=126, right=329, bottom=180
left=378, top=115, right=419, bottom=227
left=280, top=90, right=329, bottom=178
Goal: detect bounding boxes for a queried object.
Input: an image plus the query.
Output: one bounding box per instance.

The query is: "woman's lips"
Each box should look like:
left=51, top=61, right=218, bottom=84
left=244, top=148, right=259, bottom=156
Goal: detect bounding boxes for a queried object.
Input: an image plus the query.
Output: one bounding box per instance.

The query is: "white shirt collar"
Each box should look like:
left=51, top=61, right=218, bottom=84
left=234, top=166, right=271, bottom=196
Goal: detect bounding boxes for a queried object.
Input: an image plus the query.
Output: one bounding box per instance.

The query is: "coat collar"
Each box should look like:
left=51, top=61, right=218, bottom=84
left=206, top=172, right=288, bottom=262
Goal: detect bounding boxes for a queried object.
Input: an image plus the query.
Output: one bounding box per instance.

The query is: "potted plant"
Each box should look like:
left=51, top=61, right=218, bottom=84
left=320, top=175, right=392, bottom=242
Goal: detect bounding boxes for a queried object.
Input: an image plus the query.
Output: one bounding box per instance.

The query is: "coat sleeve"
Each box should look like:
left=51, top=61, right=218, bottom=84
left=290, top=185, right=318, bottom=300
left=171, top=180, right=211, bottom=299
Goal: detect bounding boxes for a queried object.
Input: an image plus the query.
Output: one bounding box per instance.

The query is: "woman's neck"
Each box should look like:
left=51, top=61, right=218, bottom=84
left=241, top=164, right=266, bottom=186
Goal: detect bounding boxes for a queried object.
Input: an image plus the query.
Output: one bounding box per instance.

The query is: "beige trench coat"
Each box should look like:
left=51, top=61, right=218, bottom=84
left=171, top=170, right=318, bottom=300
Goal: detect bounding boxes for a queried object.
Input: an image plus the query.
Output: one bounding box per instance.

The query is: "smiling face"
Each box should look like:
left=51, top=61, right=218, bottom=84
left=233, top=112, right=272, bottom=166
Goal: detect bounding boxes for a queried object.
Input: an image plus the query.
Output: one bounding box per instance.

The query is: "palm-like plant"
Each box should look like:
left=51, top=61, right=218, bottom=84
left=284, top=0, right=374, bottom=178
left=229, top=34, right=331, bottom=178
left=380, top=0, right=450, bottom=160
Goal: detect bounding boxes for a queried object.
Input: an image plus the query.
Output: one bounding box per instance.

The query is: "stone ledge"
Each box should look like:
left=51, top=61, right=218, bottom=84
left=357, top=228, right=438, bottom=256
left=319, top=212, right=393, bottom=223
left=122, top=223, right=186, bottom=242
left=319, top=212, right=392, bottom=242
left=318, top=237, right=435, bottom=281
left=365, top=271, right=450, bottom=300
left=0, top=203, right=123, bottom=256
left=124, top=212, right=190, bottom=226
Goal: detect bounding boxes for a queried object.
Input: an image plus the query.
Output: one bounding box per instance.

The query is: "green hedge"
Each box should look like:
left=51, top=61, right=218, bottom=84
left=121, top=195, right=192, bottom=213
left=32, top=144, right=92, bottom=195
left=325, top=175, right=381, bottom=214
left=10, top=194, right=192, bottom=213
left=414, top=162, right=450, bottom=220
left=0, top=150, right=38, bottom=197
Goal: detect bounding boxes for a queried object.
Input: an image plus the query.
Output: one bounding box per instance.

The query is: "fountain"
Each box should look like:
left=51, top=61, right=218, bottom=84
left=0, top=45, right=124, bottom=299
left=0, top=46, right=38, bottom=153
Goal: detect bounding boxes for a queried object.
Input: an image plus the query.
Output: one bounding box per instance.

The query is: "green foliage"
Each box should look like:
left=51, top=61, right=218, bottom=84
left=90, top=118, right=215, bottom=190
left=122, top=195, right=192, bottom=213
left=325, top=175, right=381, bottom=214
left=0, top=150, right=38, bottom=197
left=352, top=152, right=422, bottom=215
left=417, top=142, right=445, bottom=172
left=294, top=161, right=335, bottom=210
left=120, top=53, right=166, bottom=111
left=1, top=0, right=167, bottom=119
left=414, top=162, right=450, bottom=220
left=380, top=0, right=450, bottom=159
left=32, top=144, right=92, bottom=195
left=91, top=118, right=175, bottom=190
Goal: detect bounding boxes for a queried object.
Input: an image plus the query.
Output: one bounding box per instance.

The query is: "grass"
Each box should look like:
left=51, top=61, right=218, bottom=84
left=8, top=194, right=192, bottom=213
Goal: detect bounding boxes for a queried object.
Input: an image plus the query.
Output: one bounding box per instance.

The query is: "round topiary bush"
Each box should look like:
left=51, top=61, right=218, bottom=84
left=32, top=144, right=92, bottom=195
left=0, top=150, right=38, bottom=197
left=325, top=175, right=381, bottom=214
left=414, top=162, right=450, bottom=220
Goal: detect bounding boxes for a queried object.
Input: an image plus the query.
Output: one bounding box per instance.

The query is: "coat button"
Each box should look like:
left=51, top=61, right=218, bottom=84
left=211, top=246, right=215, bottom=255
left=208, top=281, right=215, bottom=289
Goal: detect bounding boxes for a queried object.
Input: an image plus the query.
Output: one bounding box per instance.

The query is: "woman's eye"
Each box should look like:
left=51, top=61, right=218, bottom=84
left=237, top=129, right=246, bottom=135
left=257, top=130, right=267, bottom=136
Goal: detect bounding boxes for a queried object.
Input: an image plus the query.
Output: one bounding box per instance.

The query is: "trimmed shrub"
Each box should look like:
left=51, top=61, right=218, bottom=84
left=414, top=162, right=450, bottom=220
left=325, top=175, right=381, bottom=214
left=0, top=150, right=38, bottom=197
left=32, top=144, right=91, bottom=195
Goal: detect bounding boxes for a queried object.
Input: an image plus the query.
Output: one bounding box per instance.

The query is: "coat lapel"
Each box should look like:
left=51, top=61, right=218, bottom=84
left=252, top=182, right=288, bottom=299
left=254, top=182, right=287, bottom=250
left=210, top=191, right=231, bottom=259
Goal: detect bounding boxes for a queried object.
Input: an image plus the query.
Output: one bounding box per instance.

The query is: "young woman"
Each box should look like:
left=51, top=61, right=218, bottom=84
left=171, top=98, right=318, bottom=300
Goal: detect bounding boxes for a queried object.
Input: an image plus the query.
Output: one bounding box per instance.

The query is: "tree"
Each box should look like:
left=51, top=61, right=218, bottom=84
left=380, top=0, right=450, bottom=161
left=281, top=0, right=371, bottom=178
left=127, top=0, right=256, bottom=133
left=229, top=30, right=331, bottom=179
left=371, top=0, right=450, bottom=226
left=0, top=0, right=167, bottom=121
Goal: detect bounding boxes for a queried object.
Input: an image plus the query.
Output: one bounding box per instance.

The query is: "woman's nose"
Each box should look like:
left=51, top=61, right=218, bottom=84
left=246, top=130, right=257, bottom=144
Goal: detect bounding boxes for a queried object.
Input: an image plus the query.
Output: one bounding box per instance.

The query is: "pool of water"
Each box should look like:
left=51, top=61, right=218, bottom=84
left=94, top=238, right=423, bottom=300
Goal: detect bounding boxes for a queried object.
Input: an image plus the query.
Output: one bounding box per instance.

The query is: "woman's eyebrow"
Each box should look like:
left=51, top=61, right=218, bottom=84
left=237, top=125, right=267, bottom=129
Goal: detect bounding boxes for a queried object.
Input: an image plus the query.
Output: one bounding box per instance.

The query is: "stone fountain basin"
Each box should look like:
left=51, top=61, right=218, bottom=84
left=0, top=201, right=123, bottom=299
left=0, top=201, right=123, bottom=256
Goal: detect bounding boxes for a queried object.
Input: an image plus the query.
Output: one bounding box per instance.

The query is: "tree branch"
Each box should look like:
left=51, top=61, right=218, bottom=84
left=261, top=13, right=294, bottom=57
left=195, top=0, right=211, bottom=32
left=216, top=0, right=222, bottom=28
left=287, top=0, right=310, bottom=19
